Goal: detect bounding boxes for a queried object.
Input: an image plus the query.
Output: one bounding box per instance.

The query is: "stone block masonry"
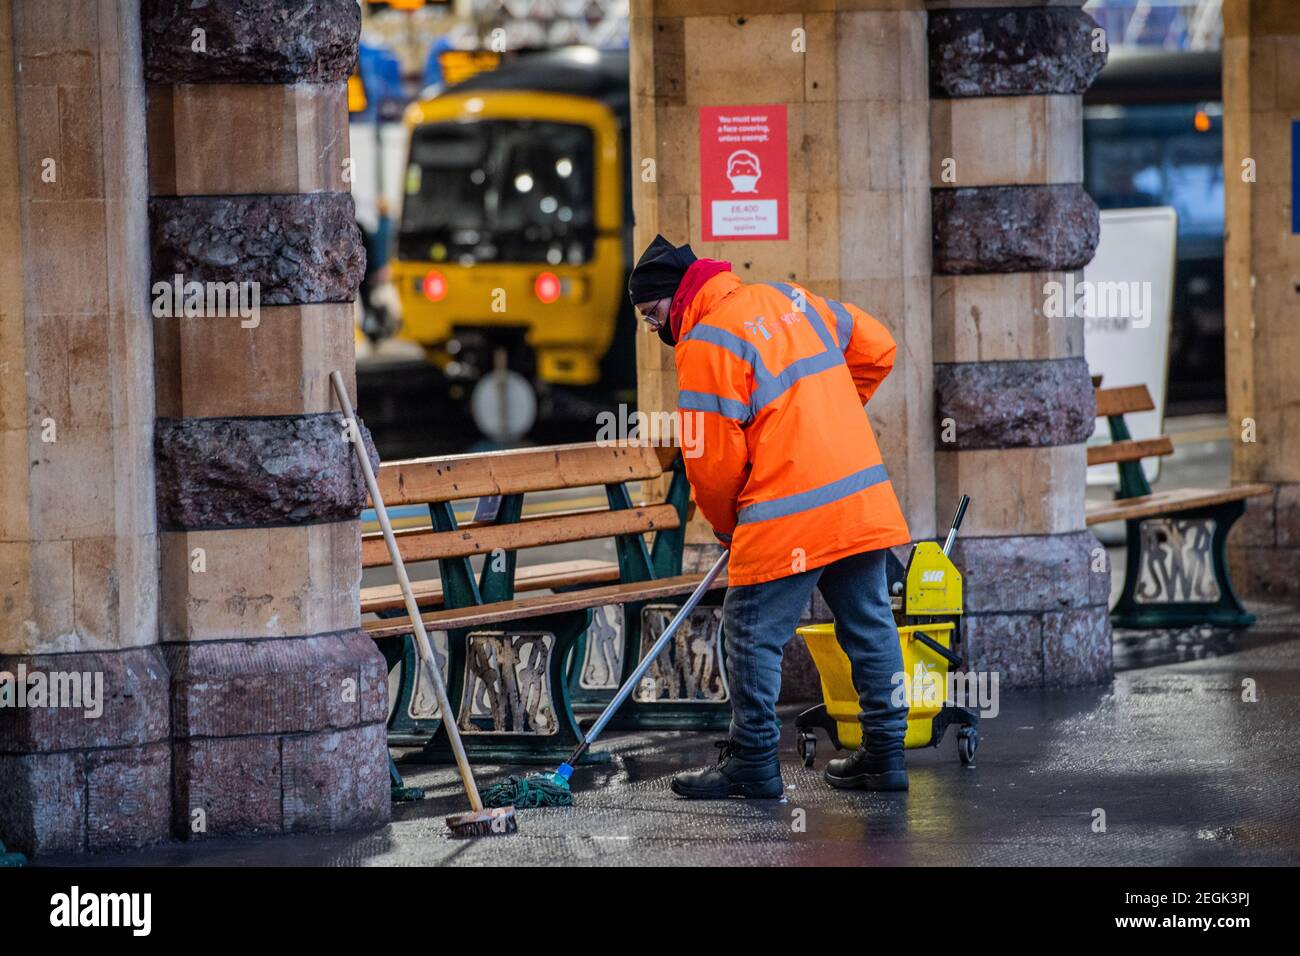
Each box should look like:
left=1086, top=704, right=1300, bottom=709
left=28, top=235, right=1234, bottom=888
left=142, top=0, right=388, bottom=840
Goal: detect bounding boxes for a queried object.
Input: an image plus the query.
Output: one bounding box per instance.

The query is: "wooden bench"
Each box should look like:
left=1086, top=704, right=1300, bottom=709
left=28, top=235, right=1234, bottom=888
left=1085, top=384, right=1270, bottom=629
left=362, top=441, right=731, bottom=766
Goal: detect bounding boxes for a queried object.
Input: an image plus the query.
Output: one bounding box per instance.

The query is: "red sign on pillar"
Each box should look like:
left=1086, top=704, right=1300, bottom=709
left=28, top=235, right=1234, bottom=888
left=699, top=105, right=788, bottom=242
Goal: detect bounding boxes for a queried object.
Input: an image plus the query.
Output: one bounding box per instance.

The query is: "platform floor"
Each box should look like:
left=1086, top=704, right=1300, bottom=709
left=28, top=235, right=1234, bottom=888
left=45, top=603, right=1300, bottom=867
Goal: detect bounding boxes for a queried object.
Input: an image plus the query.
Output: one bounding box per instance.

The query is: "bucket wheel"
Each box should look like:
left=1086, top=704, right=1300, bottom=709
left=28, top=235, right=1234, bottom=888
left=797, top=731, right=817, bottom=768
left=958, top=726, right=978, bottom=766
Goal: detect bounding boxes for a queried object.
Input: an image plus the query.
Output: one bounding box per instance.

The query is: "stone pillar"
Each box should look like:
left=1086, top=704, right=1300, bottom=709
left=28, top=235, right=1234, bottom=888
left=927, top=1, right=1112, bottom=686
left=143, top=0, right=388, bottom=837
left=630, top=0, right=936, bottom=550
left=0, top=0, right=169, bottom=855
left=1223, top=1, right=1300, bottom=599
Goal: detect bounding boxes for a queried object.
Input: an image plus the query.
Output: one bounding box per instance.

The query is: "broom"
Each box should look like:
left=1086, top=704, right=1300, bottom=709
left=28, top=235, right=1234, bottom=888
left=331, top=371, right=517, bottom=838
left=482, top=548, right=730, bottom=809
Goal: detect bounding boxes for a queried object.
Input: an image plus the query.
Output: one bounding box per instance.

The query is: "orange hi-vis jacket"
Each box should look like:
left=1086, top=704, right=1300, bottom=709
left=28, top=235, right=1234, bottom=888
left=674, top=270, right=911, bottom=586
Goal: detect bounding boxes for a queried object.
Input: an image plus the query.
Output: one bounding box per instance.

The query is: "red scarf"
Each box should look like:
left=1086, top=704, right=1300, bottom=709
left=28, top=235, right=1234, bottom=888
left=669, top=258, right=732, bottom=340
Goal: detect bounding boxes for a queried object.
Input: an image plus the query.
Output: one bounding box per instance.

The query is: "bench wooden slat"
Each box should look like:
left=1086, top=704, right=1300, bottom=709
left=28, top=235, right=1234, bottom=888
left=362, top=503, right=679, bottom=566
left=365, top=573, right=903, bottom=638
left=1095, top=384, right=1155, bottom=418
left=364, top=571, right=728, bottom=638
left=363, top=503, right=647, bottom=567
left=1086, top=435, right=1174, bottom=467
left=1086, top=483, right=1272, bottom=525
left=374, top=442, right=667, bottom=506
left=360, top=559, right=620, bottom=614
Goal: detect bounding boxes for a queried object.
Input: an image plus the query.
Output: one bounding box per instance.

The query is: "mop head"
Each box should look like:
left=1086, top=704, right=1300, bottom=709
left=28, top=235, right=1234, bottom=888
left=482, top=770, right=574, bottom=809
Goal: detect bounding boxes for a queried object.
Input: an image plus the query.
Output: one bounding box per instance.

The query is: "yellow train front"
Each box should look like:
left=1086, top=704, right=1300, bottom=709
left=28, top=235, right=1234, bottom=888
left=795, top=498, right=980, bottom=767
left=392, top=48, right=637, bottom=427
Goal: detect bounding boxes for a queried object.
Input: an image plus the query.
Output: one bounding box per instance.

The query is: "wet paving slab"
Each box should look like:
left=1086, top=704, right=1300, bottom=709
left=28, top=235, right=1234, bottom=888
left=44, top=604, right=1300, bottom=867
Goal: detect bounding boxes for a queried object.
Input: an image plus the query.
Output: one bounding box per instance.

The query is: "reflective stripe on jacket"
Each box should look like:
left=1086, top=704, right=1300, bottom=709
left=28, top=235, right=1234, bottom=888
left=674, top=270, right=911, bottom=586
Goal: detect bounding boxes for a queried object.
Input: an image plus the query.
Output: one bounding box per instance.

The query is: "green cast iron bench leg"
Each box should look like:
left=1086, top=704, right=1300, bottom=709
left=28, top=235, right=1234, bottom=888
left=408, top=608, right=607, bottom=766
left=599, top=591, right=732, bottom=732
left=568, top=468, right=732, bottom=731
left=1110, top=499, right=1256, bottom=630
left=1102, top=408, right=1257, bottom=631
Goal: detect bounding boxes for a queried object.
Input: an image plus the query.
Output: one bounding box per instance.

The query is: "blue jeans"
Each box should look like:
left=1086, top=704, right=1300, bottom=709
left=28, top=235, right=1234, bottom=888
left=722, top=549, right=906, bottom=755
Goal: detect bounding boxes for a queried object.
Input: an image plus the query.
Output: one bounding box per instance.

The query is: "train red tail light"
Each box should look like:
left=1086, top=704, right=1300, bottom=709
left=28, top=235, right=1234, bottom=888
left=422, top=270, right=448, bottom=302
left=534, top=272, right=561, bottom=304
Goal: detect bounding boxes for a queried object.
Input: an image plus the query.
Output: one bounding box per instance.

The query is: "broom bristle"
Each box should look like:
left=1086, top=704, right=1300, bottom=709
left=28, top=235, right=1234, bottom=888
left=482, top=772, right=574, bottom=809
left=446, top=806, right=518, bottom=838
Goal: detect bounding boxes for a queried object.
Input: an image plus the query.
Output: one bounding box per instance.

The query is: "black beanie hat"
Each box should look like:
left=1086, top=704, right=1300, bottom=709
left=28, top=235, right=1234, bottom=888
left=628, top=234, right=697, bottom=306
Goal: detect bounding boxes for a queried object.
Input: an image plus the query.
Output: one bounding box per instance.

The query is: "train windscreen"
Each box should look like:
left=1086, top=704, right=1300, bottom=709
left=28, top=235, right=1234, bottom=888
left=1083, top=103, right=1224, bottom=261
left=400, top=119, right=596, bottom=265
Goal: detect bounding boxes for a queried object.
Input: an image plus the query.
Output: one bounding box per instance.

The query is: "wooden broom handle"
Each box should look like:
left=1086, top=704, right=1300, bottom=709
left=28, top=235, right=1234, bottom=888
left=330, top=371, right=483, bottom=811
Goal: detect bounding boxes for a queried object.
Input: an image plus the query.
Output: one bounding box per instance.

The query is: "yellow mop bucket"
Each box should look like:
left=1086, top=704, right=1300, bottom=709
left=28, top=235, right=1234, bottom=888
left=800, top=619, right=957, bottom=750
left=795, top=496, right=980, bottom=766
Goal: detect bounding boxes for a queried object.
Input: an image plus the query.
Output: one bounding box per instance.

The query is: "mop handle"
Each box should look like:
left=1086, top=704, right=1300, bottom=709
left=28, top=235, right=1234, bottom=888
left=941, top=494, right=970, bottom=558
left=329, top=371, right=485, bottom=812
left=567, top=549, right=729, bottom=763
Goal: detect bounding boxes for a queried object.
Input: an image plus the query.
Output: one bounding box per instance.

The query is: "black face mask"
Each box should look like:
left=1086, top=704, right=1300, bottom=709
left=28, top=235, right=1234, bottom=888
left=657, top=320, right=677, bottom=347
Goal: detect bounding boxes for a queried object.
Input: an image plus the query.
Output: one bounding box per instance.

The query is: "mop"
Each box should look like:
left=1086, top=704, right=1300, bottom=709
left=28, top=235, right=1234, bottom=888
left=482, top=548, right=730, bottom=809
left=331, top=371, right=517, bottom=838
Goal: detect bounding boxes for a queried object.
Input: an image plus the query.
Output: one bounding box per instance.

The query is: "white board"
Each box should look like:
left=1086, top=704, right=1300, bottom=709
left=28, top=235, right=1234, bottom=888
left=1081, top=206, right=1178, bottom=485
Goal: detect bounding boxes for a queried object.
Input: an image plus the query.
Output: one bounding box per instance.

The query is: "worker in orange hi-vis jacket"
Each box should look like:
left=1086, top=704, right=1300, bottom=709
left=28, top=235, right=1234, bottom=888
left=628, top=234, right=913, bottom=798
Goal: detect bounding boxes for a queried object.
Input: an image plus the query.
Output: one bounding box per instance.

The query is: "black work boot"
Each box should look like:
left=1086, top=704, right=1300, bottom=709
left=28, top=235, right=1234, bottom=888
left=670, top=739, right=783, bottom=799
left=824, top=747, right=908, bottom=791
